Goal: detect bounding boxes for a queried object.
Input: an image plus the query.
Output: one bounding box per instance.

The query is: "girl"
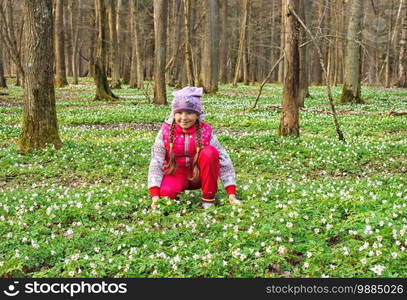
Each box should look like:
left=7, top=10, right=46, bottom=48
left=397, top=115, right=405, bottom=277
left=148, top=86, right=242, bottom=210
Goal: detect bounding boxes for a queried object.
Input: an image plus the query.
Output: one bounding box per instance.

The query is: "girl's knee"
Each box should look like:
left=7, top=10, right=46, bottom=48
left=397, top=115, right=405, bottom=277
left=200, top=145, right=219, bottom=159
left=160, top=185, right=182, bottom=199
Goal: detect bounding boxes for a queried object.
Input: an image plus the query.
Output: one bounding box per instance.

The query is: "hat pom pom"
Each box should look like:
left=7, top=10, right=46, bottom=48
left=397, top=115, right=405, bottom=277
left=172, top=86, right=203, bottom=98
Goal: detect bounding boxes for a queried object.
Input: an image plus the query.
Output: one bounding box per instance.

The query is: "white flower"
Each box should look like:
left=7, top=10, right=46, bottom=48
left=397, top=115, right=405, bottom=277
left=255, top=251, right=262, bottom=258
left=314, top=228, right=321, bottom=234
left=303, top=262, right=309, bottom=268
left=359, top=242, right=369, bottom=251
left=278, top=246, right=287, bottom=255
left=68, top=271, right=75, bottom=277
left=64, top=228, right=74, bottom=237
left=223, top=260, right=228, bottom=266
left=391, top=252, right=398, bottom=259
left=306, top=252, right=313, bottom=258
left=286, top=222, right=293, bottom=228
left=370, top=265, right=385, bottom=276
left=360, top=258, right=367, bottom=265
left=321, top=274, right=330, bottom=278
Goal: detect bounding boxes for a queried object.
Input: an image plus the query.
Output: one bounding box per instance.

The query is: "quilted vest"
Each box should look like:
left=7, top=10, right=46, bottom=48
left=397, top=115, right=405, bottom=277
left=161, top=122, right=212, bottom=169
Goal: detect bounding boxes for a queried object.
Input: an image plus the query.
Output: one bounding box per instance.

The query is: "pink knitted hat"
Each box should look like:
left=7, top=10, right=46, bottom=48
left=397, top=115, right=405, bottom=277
left=172, top=86, right=204, bottom=115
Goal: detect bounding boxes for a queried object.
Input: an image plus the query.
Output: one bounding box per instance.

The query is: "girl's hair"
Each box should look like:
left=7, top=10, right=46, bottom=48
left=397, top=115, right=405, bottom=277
left=189, top=120, right=202, bottom=182
left=165, top=120, right=202, bottom=182
left=164, top=122, right=177, bottom=174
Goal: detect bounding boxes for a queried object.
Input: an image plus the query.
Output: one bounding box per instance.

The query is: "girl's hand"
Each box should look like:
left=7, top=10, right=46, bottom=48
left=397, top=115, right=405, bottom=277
left=151, top=196, right=160, bottom=211
left=228, top=194, right=242, bottom=206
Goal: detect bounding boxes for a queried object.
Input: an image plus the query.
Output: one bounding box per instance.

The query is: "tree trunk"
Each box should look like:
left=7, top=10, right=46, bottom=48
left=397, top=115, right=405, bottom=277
left=278, top=0, right=286, bottom=83
left=88, top=4, right=96, bottom=78
left=398, top=2, right=407, bottom=87
left=183, top=0, right=194, bottom=86
left=129, top=0, right=138, bottom=88
left=219, top=0, right=228, bottom=84
left=69, top=0, right=81, bottom=84
left=108, top=0, right=121, bottom=88
left=310, top=0, right=324, bottom=85
left=0, top=41, right=6, bottom=88
left=55, top=0, right=68, bottom=87
left=63, top=1, right=73, bottom=78
left=384, top=0, right=395, bottom=88
left=201, top=0, right=220, bottom=93
left=340, top=0, right=364, bottom=104
left=153, top=0, right=168, bottom=104
left=0, top=0, right=25, bottom=85
left=298, top=0, right=311, bottom=107
left=19, top=0, right=62, bottom=154
left=168, top=0, right=183, bottom=87
left=93, top=0, right=118, bottom=100
left=117, top=0, right=128, bottom=83
left=232, top=0, right=249, bottom=87
left=129, top=0, right=145, bottom=89
left=243, top=24, right=250, bottom=85
left=270, top=0, right=278, bottom=82
left=278, top=0, right=300, bottom=137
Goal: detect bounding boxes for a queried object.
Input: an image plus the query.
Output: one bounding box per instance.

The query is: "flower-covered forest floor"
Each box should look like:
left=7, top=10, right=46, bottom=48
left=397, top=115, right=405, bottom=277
left=0, top=78, right=406, bottom=277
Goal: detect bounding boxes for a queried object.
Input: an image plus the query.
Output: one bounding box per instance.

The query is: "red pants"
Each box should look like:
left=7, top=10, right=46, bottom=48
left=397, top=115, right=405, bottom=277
left=160, top=145, right=220, bottom=200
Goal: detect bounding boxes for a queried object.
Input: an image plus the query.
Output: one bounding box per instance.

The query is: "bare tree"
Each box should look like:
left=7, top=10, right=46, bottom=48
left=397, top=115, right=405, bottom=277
left=183, top=0, right=194, bottom=86
left=129, top=0, right=144, bottom=89
left=278, top=0, right=300, bottom=137
left=93, top=0, right=118, bottom=100
left=0, top=0, right=25, bottom=85
left=68, top=0, right=81, bottom=84
left=298, top=0, right=311, bottom=107
left=340, top=0, right=364, bottom=103
left=232, top=0, right=250, bottom=87
left=108, top=0, right=121, bottom=88
left=19, top=0, right=62, bottom=153
left=0, top=41, right=6, bottom=88
left=55, top=0, right=68, bottom=87
left=398, top=0, right=407, bottom=87
left=278, top=0, right=286, bottom=83
left=219, top=0, right=228, bottom=84
left=153, top=0, right=168, bottom=104
left=202, top=0, right=220, bottom=93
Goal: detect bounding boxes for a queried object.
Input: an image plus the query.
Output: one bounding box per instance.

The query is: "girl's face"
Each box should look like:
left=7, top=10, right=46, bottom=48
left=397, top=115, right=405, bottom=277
left=174, top=110, right=199, bottom=129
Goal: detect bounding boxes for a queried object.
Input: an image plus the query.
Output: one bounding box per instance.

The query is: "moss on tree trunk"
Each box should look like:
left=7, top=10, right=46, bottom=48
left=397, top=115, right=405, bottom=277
left=340, top=84, right=364, bottom=104
left=19, top=0, right=62, bottom=154
left=93, top=63, right=118, bottom=101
